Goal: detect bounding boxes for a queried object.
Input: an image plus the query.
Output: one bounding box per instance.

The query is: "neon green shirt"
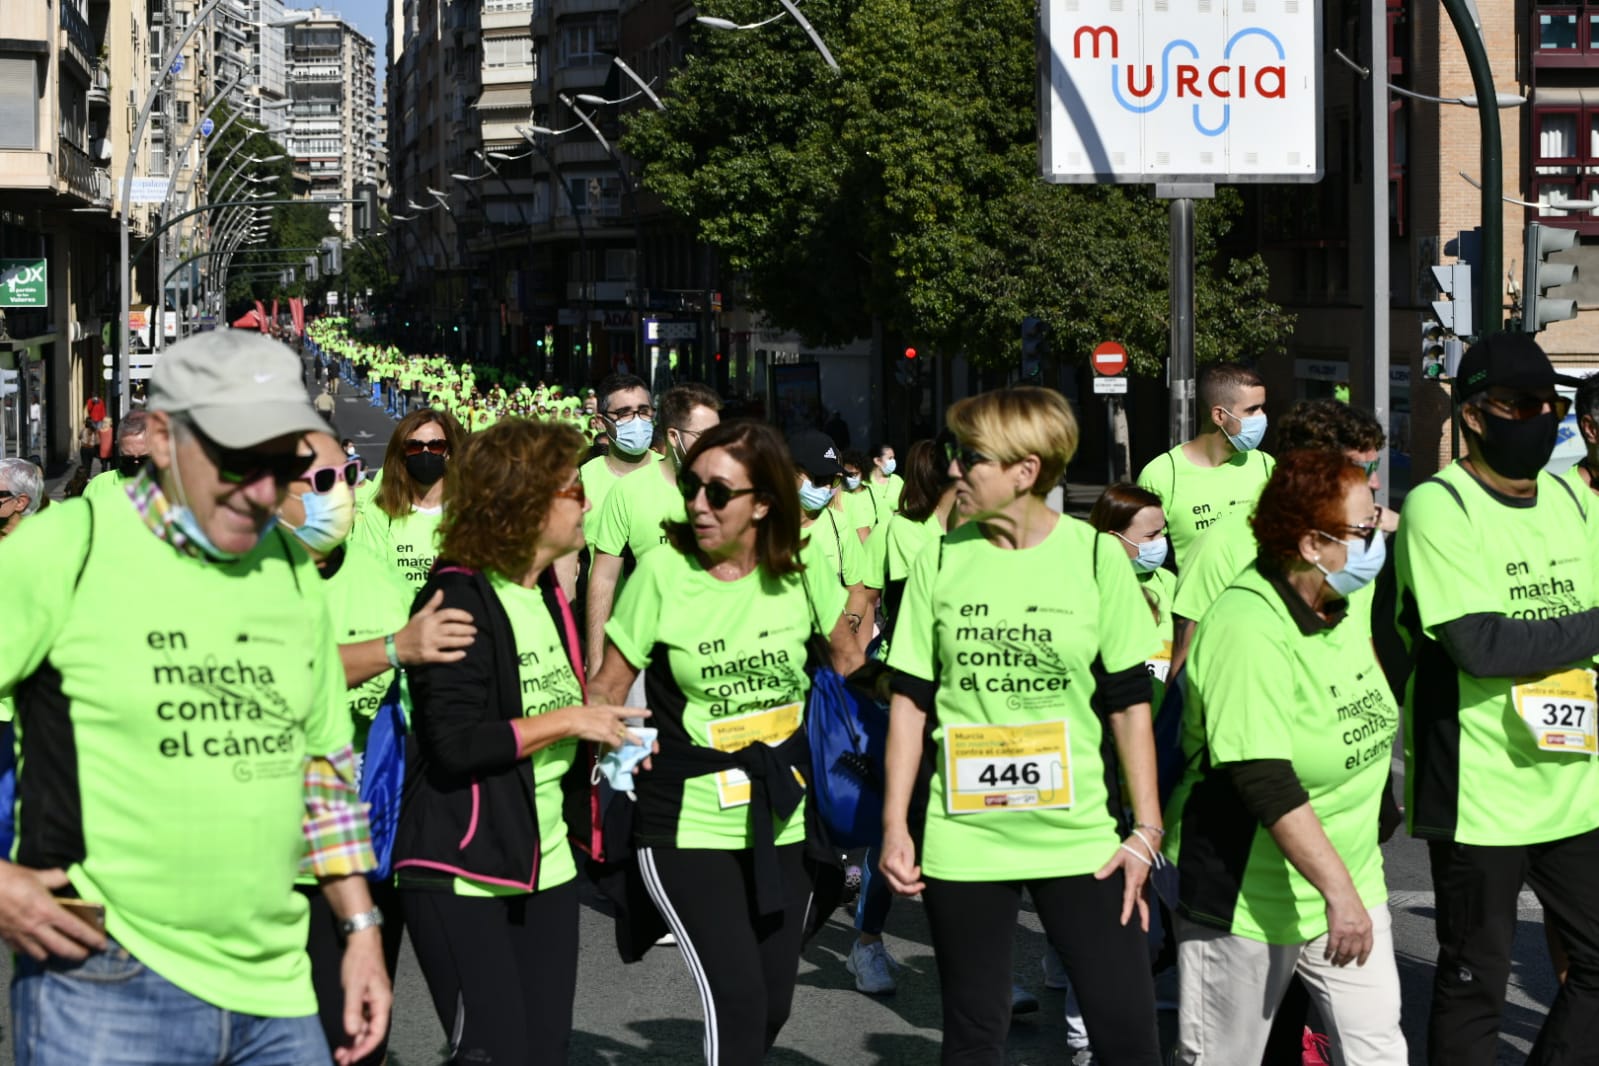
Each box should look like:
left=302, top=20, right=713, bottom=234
left=1395, top=462, right=1599, bottom=845
left=590, top=464, right=680, bottom=562
left=801, top=505, right=865, bottom=622
left=352, top=502, right=443, bottom=593
left=1136, top=444, right=1275, bottom=569
left=885, top=512, right=943, bottom=584
left=322, top=543, right=411, bottom=753
left=0, top=495, right=351, bottom=1017
left=605, top=547, right=839, bottom=850
left=580, top=453, right=658, bottom=546
left=842, top=488, right=883, bottom=536
left=887, top=517, right=1159, bottom=880
left=1166, top=564, right=1396, bottom=943
left=82, top=469, right=137, bottom=505
left=868, top=473, right=903, bottom=512
left=1138, top=566, right=1177, bottom=709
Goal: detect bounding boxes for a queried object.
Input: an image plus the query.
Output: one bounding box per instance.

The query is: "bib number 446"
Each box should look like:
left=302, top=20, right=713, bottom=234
left=975, top=761, right=1042, bottom=788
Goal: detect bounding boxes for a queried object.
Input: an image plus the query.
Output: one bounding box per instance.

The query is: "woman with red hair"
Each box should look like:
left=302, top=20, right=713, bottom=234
left=1163, top=450, right=1405, bottom=1065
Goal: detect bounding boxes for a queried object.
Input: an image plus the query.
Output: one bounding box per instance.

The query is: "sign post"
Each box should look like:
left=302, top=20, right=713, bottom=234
left=1092, top=341, right=1131, bottom=481
left=1040, top=0, right=1324, bottom=449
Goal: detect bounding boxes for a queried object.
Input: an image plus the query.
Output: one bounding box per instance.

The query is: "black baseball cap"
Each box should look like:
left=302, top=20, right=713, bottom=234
left=1454, top=332, right=1580, bottom=404
left=787, top=429, right=844, bottom=480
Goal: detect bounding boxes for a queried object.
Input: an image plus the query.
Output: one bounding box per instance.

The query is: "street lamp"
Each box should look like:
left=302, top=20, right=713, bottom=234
left=697, top=0, right=839, bottom=72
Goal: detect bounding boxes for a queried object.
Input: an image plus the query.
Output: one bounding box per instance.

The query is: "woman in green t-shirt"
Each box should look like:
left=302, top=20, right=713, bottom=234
left=354, top=409, right=464, bottom=594
left=881, top=387, right=1165, bottom=1065
left=590, top=420, right=858, bottom=1065
left=394, top=419, right=641, bottom=1064
left=1164, top=450, right=1404, bottom=1065
left=1089, top=484, right=1177, bottom=706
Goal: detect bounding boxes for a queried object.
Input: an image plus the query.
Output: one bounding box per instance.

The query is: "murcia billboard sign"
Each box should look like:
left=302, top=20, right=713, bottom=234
left=1039, top=0, right=1322, bottom=183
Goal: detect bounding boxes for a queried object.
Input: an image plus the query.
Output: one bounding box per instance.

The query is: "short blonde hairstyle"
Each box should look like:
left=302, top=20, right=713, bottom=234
left=945, top=387, right=1078, bottom=497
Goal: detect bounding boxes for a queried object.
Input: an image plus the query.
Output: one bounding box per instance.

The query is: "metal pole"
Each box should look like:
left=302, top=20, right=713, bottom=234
left=1367, top=0, right=1392, bottom=508
left=1155, top=183, right=1212, bottom=447
left=1441, top=0, right=1502, bottom=337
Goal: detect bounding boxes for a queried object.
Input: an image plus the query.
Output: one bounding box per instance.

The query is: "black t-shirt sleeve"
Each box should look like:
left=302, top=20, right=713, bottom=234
left=1436, top=609, right=1599, bottom=679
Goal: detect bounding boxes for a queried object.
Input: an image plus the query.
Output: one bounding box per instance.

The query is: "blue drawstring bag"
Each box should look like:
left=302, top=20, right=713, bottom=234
left=806, top=665, right=889, bottom=849
left=0, top=722, right=16, bottom=859
left=359, top=679, right=407, bottom=881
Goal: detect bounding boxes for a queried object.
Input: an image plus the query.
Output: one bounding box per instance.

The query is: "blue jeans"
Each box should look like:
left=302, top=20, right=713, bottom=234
left=13, top=940, right=331, bottom=1066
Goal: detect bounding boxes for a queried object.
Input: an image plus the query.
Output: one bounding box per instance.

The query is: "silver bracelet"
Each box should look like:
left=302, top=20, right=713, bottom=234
left=338, top=907, right=384, bottom=938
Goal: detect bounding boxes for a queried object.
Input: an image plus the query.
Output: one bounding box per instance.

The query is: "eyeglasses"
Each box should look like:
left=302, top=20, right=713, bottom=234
left=601, top=405, right=653, bottom=425
left=0, top=491, right=14, bottom=501
left=187, top=421, right=314, bottom=486
left=302, top=459, right=362, bottom=494
left=553, top=481, right=585, bottom=504
left=403, top=438, right=449, bottom=456
left=1350, top=457, right=1381, bottom=478
left=1316, top=524, right=1381, bottom=550
left=1478, top=392, right=1573, bottom=422
left=679, top=470, right=758, bottom=510
left=942, top=440, right=994, bottom=478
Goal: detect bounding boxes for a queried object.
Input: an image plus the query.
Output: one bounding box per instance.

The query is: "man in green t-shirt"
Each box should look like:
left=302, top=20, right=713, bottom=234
left=82, top=410, right=152, bottom=504
left=559, top=373, right=658, bottom=607
left=0, top=332, right=391, bottom=1065
left=1136, top=362, right=1275, bottom=570
left=1394, top=333, right=1599, bottom=1064
left=1560, top=373, right=1599, bottom=497
left=586, top=383, right=721, bottom=677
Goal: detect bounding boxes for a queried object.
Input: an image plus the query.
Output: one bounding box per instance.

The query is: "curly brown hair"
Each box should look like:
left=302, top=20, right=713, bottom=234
left=375, top=408, right=468, bottom=519
left=437, top=418, right=587, bottom=579
left=1251, top=450, right=1371, bottom=575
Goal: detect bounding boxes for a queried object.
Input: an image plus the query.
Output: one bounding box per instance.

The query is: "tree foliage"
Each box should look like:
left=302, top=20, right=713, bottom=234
left=623, top=0, right=1295, bottom=375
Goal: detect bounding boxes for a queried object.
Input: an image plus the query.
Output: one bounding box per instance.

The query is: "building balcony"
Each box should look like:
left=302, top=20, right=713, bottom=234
left=482, top=63, right=536, bottom=87
left=552, top=62, right=609, bottom=94
left=483, top=0, right=534, bottom=31
left=57, top=137, right=112, bottom=207
left=553, top=0, right=614, bottom=17
left=554, top=139, right=608, bottom=166
left=87, top=61, right=111, bottom=107
left=59, top=1, right=95, bottom=84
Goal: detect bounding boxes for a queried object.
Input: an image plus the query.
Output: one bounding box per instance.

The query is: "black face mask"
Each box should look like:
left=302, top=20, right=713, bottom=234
left=405, top=452, right=447, bottom=486
left=117, top=455, right=147, bottom=479
left=1474, top=409, right=1558, bottom=481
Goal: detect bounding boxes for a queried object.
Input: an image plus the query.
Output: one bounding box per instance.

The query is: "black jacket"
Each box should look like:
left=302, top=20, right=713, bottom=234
left=393, top=563, right=585, bottom=891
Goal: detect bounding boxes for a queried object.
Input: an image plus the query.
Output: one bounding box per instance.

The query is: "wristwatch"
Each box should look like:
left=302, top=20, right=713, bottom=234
left=338, top=907, right=384, bottom=938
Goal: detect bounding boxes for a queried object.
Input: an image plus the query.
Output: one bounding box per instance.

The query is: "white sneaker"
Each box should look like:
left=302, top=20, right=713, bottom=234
left=846, top=939, right=898, bottom=995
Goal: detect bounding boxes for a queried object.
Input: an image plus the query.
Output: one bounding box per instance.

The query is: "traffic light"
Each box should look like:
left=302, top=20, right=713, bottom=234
left=320, top=237, right=342, bottom=276
left=1523, top=221, right=1579, bottom=333
left=1430, top=263, right=1474, bottom=339
left=1020, top=316, right=1049, bottom=382
left=1421, top=316, right=1446, bottom=379
left=0, top=369, right=17, bottom=397
left=354, top=183, right=379, bottom=235
left=305, top=256, right=319, bottom=283
left=904, top=346, right=917, bottom=360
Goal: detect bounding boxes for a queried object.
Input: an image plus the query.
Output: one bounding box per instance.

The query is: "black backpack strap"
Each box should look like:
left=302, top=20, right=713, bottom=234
left=1548, top=470, right=1586, bottom=522
left=1422, top=475, right=1467, bottom=516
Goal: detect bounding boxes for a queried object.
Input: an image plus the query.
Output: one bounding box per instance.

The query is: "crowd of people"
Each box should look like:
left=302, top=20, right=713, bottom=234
left=0, top=320, right=1594, bottom=1066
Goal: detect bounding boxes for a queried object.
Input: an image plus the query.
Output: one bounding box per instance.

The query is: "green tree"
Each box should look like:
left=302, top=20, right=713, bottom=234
left=624, top=0, right=1294, bottom=375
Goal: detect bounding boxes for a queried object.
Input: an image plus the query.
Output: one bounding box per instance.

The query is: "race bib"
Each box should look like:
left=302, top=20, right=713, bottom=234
left=943, top=720, right=1072, bottom=815
left=1512, top=668, right=1599, bottom=754
left=1147, top=640, right=1173, bottom=685
left=706, top=702, right=804, bottom=809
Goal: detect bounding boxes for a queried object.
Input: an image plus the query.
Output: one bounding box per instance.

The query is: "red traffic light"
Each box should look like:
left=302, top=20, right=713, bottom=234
left=714, top=351, right=723, bottom=362
left=904, top=347, right=917, bottom=360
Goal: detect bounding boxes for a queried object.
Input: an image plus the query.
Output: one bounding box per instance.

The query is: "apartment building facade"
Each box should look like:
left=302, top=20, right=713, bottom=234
left=287, top=8, right=378, bottom=240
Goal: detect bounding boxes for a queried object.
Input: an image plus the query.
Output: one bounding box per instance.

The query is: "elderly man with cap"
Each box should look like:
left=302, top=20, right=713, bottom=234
left=0, top=331, right=391, bottom=1066
left=1394, top=332, right=1599, bottom=1066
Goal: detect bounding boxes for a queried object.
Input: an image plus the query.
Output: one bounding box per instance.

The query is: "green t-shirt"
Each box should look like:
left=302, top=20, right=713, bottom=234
left=1139, top=566, right=1177, bottom=710
left=1136, top=444, right=1275, bottom=569
left=321, top=543, right=411, bottom=753
left=842, top=487, right=883, bottom=536
left=1395, top=462, right=1599, bottom=845
left=869, top=473, right=904, bottom=513
left=453, top=576, right=582, bottom=895
left=800, top=505, right=865, bottom=623
left=590, top=463, right=680, bottom=562
left=1166, top=565, right=1397, bottom=943
left=605, top=547, right=840, bottom=850
left=580, top=452, right=659, bottom=546
left=861, top=519, right=888, bottom=595
left=82, top=468, right=136, bottom=505
left=885, top=512, right=943, bottom=584
left=0, top=495, right=351, bottom=1017
left=886, top=517, right=1159, bottom=881
left=352, top=501, right=443, bottom=594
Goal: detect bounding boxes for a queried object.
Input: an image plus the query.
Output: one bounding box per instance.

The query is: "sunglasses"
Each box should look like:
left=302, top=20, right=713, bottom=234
left=679, top=470, right=758, bottom=510
left=302, top=459, right=362, bottom=494
left=1479, top=393, right=1572, bottom=422
left=188, top=421, right=314, bottom=486
left=1317, top=524, right=1381, bottom=550
left=942, top=440, right=994, bottom=478
left=553, top=481, right=585, bottom=504
left=0, top=491, right=14, bottom=501
left=403, top=438, right=449, bottom=456
left=1351, top=457, right=1381, bottom=478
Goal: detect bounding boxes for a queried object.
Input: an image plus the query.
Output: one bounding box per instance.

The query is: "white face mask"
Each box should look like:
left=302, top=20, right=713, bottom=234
left=880, top=458, right=897, bottom=477
left=798, top=478, right=837, bottom=512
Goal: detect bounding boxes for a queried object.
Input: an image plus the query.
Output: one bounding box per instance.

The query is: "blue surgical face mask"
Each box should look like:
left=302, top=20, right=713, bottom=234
left=1314, top=528, right=1386, bottom=598
left=611, top=416, right=653, bottom=456
left=880, top=458, right=896, bottom=476
left=284, top=480, right=356, bottom=555
left=844, top=475, right=862, bottom=492
left=592, top=726, right=657, bottom=796
left=1116, top=532, right=1168, bottom=574
left=798, top=478, right=836, bottom=512
left=1222, top=409, right=1268, bottom=452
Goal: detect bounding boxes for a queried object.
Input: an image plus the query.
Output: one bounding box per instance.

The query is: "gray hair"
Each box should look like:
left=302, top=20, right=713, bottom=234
left=118, top=409, right=150, bottom=442
left=0, top=458, right=43, bottom=514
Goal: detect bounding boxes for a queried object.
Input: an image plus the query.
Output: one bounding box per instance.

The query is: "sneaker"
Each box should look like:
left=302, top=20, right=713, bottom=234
left=1041, top=948, right=1071, bottom=990
left=655, top=931, right=677, bottom=947
left=1069, top=1049, right=1095, bottom=1066
left=1011, top=984, right=1039, bottom=1014
left=846, top=939, right=898, bottom=995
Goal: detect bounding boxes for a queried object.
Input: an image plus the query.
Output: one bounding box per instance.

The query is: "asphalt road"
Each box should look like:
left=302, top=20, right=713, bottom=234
left=1, top=368, right=1555, bottom=1064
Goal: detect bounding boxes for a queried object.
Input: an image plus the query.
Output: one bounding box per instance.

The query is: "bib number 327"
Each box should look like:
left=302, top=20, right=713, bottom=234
left=1512, top=668, right=1599, bottom=755
left=944, top=720, right=1072, bottom=815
